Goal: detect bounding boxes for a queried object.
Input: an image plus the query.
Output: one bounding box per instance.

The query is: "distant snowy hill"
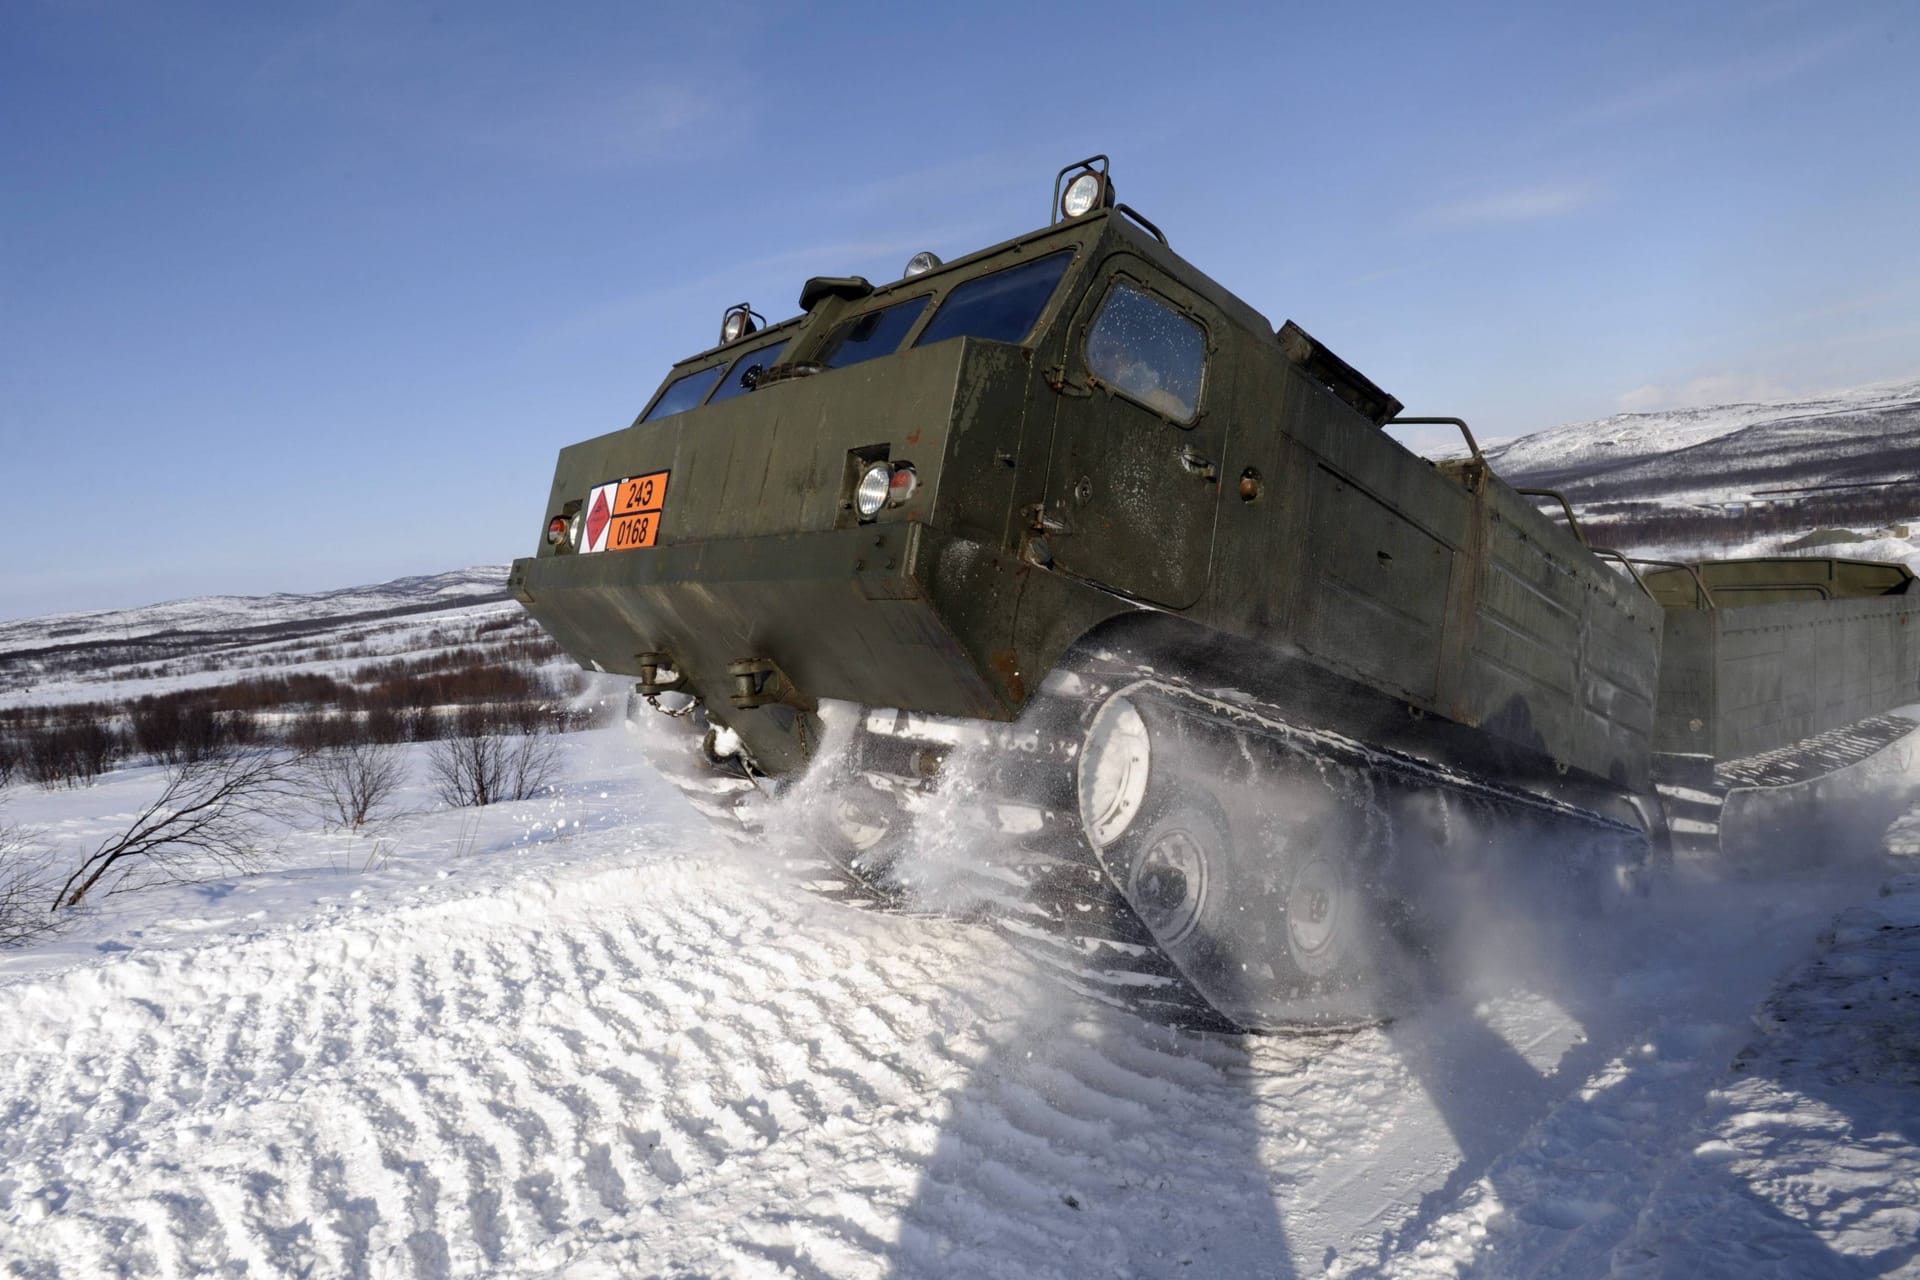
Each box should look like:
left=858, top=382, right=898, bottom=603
left=0, top=566, right=515, bottom=702
left=0, top=566, right=510, bottom=659
left=1486, top=377, right=1920, bottom=510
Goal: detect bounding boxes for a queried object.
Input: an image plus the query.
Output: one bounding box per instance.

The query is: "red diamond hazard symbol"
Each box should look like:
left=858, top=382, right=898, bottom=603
left=585, top=488, right=612, bottom=550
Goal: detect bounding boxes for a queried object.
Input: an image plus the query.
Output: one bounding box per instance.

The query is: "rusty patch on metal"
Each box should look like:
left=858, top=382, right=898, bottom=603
left=989, top=648, right=1026, bottom=704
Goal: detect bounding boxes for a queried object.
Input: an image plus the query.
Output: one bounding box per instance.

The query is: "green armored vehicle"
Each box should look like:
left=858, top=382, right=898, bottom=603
left=512, top=157, right=1920, bottom=1029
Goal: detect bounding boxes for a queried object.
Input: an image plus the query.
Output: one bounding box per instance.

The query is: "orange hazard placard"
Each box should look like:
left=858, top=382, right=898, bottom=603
left=607, top=511, right=660, bottom=551
left=614, top=470, right=669, bottom=516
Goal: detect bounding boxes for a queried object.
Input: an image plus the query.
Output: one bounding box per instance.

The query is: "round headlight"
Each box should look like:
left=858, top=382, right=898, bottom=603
left=1061, top=172, right=1104, bottom=219
left=546, top=516, right=568, bottom=546
left=903, top=251, right=942, bottom=277
left=1077, top=695, right=1151, bottom=847
left=855, top=462, right=894, bottom=517
left=720, top=308, right=757, bottom=344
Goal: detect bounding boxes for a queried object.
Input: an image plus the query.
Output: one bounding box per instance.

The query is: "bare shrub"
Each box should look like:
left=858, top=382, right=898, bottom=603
left=305, top=741, right=406, bottom=829
left=492, top=695, right=569, bottom=737
left=427, top=709, right=561, bottom=807
left=1, top=820, right=62, bottom=947
left=132, top=698, right=260, bottom=763
left=57, top=749, right=307, bottom=908
left=176, top=705, right=230, bottom=762
left=363, top=705, right=405, bottom=744
left=131, top=699, right=185, bottom=759
left=285, top=708, right=351, bottom=751
left=24, top=722, right=123, bottom=788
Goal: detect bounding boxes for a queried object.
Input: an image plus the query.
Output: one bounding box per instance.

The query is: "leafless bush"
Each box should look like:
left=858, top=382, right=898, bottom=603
left=305, top=741, right=407, bottom=829
left=132, top=700, right=252, bottom=763
left=24, top=722, right=123, bottom=788
left=56, top=749, right=308, bottom=908
left=285, top=708, right=351, bottom=751
left=427, top=709, right=561, bottom=807
left=364, top=705, right=406, bottom=744
left=1, top=820, right=62, bottom=947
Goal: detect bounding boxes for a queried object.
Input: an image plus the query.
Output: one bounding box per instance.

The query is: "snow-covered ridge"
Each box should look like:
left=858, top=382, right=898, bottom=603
left=0, top=566, right=511, bottom=660
left=1486, top=377, right=1920, bottom=506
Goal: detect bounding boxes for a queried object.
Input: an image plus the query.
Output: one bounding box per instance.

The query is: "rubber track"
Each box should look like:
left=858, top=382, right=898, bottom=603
left=630, top=656, right=1643, bottom=1033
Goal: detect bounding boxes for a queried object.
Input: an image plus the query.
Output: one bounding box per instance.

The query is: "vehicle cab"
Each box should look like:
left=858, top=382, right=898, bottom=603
left=511, top=157, right=1272, bottom=775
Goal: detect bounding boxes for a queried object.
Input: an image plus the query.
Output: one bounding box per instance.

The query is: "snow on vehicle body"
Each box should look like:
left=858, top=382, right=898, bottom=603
left=511, top=157, right=1920, bottom=1029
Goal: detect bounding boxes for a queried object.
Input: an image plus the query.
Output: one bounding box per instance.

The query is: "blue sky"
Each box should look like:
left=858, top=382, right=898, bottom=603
left=3, top=0, right=1916, bottom=619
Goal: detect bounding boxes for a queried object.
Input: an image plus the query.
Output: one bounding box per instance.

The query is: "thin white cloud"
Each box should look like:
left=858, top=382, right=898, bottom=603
left=454, top=80, right=720, bottom=170
left=242, top=8, right=738, bottom=171
left=1572, top=26, right=1866, bottom=126
left=1619, top=372, right=1793, bottom=413
left=1426, top=180, right=1601, bottom=227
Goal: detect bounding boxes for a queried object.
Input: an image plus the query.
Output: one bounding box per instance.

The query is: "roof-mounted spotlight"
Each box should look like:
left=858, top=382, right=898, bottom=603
left=719, top=303, right=764, bottom=345
left=903, top=250, right=942, bottom=278
left=1053, top=155, right=1115, bottom=223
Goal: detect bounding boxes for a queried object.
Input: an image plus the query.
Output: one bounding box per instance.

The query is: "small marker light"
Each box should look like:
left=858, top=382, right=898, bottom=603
left=887, top=463, right=918, bottom=506
left=903, top=251, right=942, bottom=277
left=546, top=516, right=569, bottom=546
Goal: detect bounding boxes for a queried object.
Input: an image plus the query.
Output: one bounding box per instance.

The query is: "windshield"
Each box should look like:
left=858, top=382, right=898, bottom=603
left=640, top=365, right=724, bottom=422
left=915, top=250, right=1074, bottom=348
left=817, top=295, right=931, bottom=369
left=707, top=337, right=789, bottom=405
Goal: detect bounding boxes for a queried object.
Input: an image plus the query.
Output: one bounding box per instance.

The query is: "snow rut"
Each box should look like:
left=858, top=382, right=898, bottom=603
left=0, top=855, right=1047, bottom=1277
left=0, top=849, right=1324, bottom=1279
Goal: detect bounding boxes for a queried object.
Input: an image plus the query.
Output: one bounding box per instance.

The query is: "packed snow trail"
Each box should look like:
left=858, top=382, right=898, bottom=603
left=0, top=836, right=1349, bottom=1278
left=0, top=732, right=1914, bottom=1277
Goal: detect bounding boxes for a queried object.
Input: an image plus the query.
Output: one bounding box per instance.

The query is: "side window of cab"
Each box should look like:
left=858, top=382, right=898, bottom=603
left=1083, top=281, right=1206, bottom=423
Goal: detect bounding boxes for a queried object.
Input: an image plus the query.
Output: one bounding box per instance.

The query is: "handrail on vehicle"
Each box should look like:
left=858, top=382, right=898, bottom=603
left=1515, top=488, right=1588, bottom=546
left=1588, top=548, right=1655, bottom=601
left=1386, top=416, right=1486, bottom=467
left=1713, top=581, right=1834, bottom=599
left=1589, top=551, right=1721, bottom=609
left=1115, top=203, right=1169, bottom=246
left=1622, top=557, right=1719, bottom=610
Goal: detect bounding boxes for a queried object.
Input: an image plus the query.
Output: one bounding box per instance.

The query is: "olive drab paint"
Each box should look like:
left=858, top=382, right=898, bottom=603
left=509, top=168, right=1920, bottom=839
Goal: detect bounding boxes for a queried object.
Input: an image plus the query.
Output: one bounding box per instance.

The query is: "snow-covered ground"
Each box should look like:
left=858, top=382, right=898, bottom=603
left=2, top=724, right=1917, bottom=1278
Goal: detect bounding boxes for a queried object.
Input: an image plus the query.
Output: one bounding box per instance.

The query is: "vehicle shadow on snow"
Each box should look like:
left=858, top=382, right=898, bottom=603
left=886, top=985, right=1298, bottom=1279
left=1620, top=865, right=1920, bottom=1278
left=1371, top=857, right=1892, bottom=1276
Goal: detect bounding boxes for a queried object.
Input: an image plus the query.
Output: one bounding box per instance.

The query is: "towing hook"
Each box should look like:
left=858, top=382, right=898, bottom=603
left=727, top=657, right=794, bottom=710
left=636, top=651, right=685, bottom=696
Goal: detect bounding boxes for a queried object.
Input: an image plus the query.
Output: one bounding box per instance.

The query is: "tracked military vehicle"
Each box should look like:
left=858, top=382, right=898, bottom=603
left=511, top=157, right=1920, bottom=1029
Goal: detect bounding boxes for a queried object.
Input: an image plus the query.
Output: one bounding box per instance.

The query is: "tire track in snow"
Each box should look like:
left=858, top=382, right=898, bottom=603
left=0, top=853, right=1089, bottom=1277
left=7, top=832, right=1678, bottom=1279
